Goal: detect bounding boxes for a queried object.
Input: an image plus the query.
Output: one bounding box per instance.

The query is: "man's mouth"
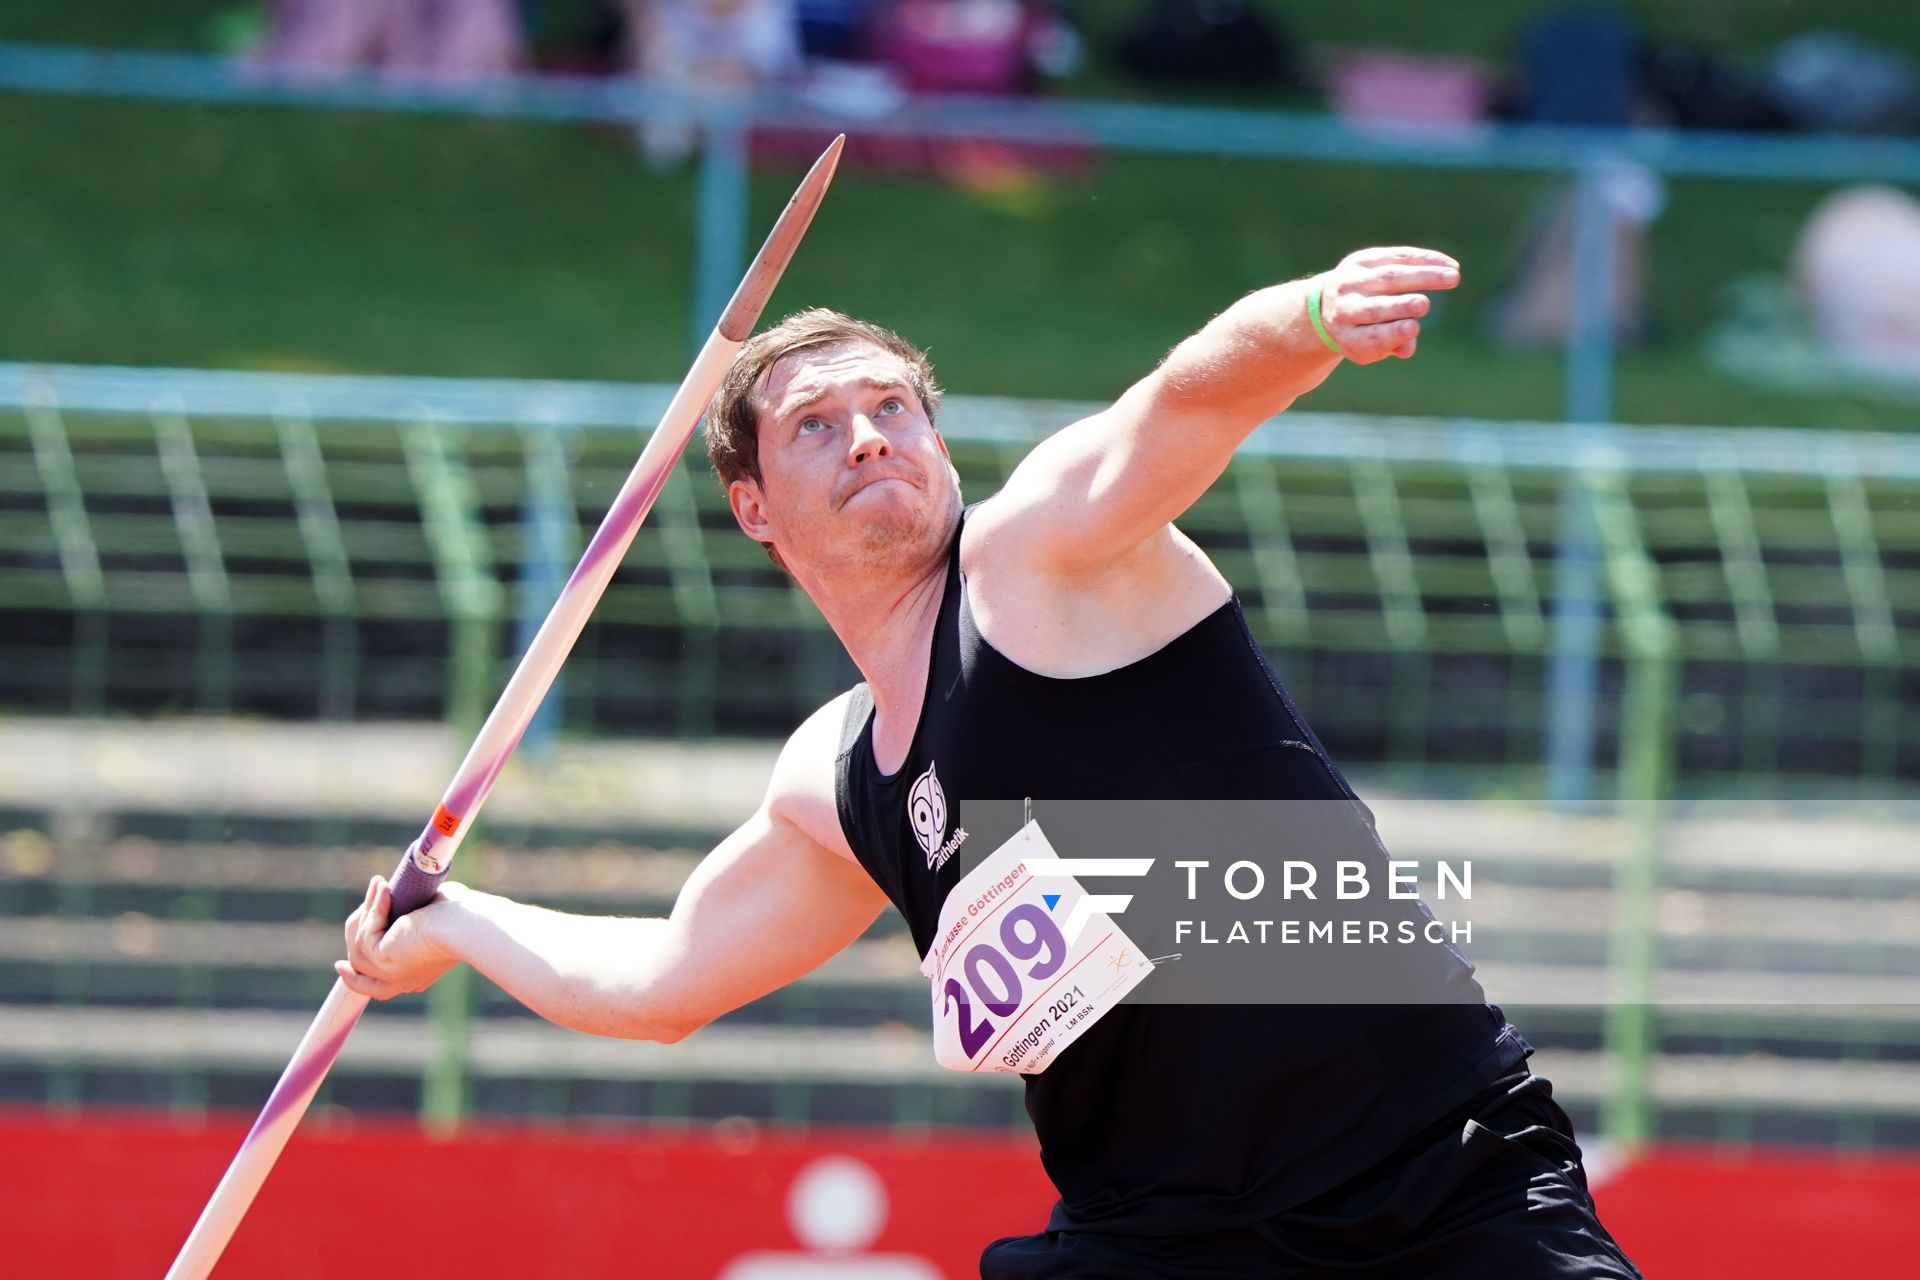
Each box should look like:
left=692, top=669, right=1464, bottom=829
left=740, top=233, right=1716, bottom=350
left=840, top=472, right=919, bottom=506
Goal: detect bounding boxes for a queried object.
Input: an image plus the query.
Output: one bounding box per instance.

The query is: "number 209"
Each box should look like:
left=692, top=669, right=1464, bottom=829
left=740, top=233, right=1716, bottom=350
left=941, top=903, right=1067, bottom=1059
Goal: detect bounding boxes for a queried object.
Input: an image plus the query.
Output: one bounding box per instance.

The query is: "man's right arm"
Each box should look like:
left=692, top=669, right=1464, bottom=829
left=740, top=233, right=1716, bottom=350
left=336, top=695, right=885, bottom=1043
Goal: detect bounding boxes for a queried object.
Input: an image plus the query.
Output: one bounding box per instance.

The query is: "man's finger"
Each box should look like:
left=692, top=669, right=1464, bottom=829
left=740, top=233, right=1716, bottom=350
left=1348, top=318, right=1422, bottom=359
left=1351, top=265, right=1460, bottom=296
left=359, top=879, right=390, bottom=936
left=343, top=878, right=375, bottom=954
left=347, top=922, right=377, bottom=975
left=1394, top=336, right=1419, bottom=360
left=349, top=890, right=386, bottom=971
left=1349, top=246, right=1459, bottom=270
left=1337, top=293, right=1429, bottom=327
left=335, top=960, right=396, bottom=1001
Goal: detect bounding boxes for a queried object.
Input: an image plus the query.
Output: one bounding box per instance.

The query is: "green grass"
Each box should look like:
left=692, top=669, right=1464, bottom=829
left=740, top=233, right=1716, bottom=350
left=0, top=0, right=1917, bottom=430
left=1, top=97, right=698, bottom=377
left=0, top=1, right=232, bottom=51
left=5, top=92, right=1915, bottom=429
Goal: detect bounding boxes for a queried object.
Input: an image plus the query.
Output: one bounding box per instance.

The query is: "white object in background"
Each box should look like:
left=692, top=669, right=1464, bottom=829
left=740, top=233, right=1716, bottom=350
left=718, top=1156, right=943, bottom=1279
left=1793, top=185, right=1920, bottom=378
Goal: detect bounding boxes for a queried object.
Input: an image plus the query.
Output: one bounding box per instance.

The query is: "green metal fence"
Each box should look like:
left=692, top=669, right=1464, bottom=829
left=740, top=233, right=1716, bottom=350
left=5, top=366, right=1918, bottom=786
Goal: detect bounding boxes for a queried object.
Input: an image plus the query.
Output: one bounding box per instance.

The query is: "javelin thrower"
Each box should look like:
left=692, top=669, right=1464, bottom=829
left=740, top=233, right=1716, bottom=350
left=164, top=136, right=846, bottom=1280
left=338, top=249, right=1647, bottom=1277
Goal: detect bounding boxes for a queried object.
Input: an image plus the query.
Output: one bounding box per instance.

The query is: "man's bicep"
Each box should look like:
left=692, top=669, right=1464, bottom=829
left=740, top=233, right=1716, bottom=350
left=984, top=392, right=1243, bottom=575
left=650, top=808, right=889, bottom=1035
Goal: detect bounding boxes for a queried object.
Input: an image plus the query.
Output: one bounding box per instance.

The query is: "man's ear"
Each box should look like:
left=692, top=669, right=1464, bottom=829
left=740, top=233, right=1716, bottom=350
left=934, top=429, right=963, bottom=493
left=729, top=476, right=775, bottom=545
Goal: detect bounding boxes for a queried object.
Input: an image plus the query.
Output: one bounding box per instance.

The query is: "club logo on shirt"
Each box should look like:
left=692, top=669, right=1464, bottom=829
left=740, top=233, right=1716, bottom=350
left=909, top=761, right=967, bottom=871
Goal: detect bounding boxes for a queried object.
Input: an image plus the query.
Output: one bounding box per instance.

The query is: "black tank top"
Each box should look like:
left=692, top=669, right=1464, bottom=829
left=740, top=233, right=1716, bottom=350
left=835, top=509, right=1530, bottom=1236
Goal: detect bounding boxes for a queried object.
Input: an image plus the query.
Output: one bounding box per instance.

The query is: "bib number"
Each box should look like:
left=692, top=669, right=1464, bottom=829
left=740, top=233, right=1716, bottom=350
left=921, top=822, right=1153, bottom=1075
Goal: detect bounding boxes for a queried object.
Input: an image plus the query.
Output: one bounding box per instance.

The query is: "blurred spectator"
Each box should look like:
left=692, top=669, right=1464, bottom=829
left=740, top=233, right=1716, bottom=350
left=1637, top=42, right=1785, bottom=133
left=1513, top=8, right=1636, bottom=127
left=881, top=0, right=1077, bottom=96
left=254, top=0, right=527, bottom=81
left=1325, top=51, right=1495, bottom=129
left=1767, top=33, right=1920, bottom=135
left=1486, top=160, right=1664, bottom=348
left=796, top=0, right=877, bottom=61
left=623, top=0, right=803, bottom=86
left=1114, top=0, right=1295, bottom=91
left=619, top=0, right=803, bottom=166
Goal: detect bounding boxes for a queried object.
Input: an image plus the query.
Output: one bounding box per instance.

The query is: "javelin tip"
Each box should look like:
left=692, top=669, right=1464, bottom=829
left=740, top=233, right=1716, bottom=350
left=716, top=134, right=848, bottom=342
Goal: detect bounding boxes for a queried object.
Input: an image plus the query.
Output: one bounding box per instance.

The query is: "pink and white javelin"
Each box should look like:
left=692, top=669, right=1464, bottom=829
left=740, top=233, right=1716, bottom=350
left=164, top=134, right=846, bottom=1280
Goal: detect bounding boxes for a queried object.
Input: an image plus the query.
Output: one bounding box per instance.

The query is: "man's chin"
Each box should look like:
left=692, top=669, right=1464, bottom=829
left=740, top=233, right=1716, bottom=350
left=849, top=496, right=953, bottom=555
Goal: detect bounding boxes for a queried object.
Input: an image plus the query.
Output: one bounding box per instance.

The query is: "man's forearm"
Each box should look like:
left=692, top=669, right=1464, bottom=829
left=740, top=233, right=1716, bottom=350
left=430, top=889, right=688, bottom=1042
left=1148, top=279, right=1342, bottom=431
left=968, top=247, right=1450, bottom=574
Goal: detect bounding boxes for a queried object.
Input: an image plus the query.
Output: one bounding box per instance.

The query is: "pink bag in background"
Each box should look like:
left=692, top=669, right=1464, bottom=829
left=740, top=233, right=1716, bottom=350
left=884, top=0, right=1034, bottom=96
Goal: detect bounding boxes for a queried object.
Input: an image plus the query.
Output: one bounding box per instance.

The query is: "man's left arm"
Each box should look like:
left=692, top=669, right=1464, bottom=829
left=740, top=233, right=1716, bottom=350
left=976, top=247, right=1457, bottom=574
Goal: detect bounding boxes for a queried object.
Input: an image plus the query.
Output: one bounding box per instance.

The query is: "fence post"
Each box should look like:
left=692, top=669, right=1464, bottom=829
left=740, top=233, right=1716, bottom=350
left=1586, top=463, right=1675, bottom=1149
left=691, top=102, right=751, bottom=351
left=152, top=403, right=235, bottom=716
left=1544, top=157, right=1619, bottom=803
left=25, top=397, right=107, bottom=716
left=516, top=419, right=575, bottom=757
left=402, top=419, right=504, bottom=1130
left=275, top=409, right=360, bottom=720
left=655, top=453, right=721, bottom=738
left=1824, top=444, right=1900, bottom=784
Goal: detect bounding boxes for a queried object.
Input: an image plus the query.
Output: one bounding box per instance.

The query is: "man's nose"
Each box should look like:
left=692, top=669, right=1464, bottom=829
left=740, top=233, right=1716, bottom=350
left=847, top=413, right=892, bottom=464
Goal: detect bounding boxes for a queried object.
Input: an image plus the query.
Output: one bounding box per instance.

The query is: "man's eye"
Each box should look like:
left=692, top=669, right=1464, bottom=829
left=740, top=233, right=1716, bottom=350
left=879, top=398, right=904, bottom=414
left=797, top=417, right=826, bottom=434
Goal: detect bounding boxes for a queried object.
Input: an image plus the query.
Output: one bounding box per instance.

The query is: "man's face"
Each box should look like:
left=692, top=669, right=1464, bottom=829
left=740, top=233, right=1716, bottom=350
left=729, top=341, right=960, bottom=581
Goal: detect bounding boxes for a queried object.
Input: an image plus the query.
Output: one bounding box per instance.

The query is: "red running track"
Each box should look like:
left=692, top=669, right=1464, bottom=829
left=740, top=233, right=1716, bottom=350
left=3, top=1110, right=1916, bottom=1277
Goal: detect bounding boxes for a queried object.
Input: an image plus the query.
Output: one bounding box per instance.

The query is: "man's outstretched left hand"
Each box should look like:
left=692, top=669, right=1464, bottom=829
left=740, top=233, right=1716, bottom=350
left=1315, top=247, right=1461, bottom=364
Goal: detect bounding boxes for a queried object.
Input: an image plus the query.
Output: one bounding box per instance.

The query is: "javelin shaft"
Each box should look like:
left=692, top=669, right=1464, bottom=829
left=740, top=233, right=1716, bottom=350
left=165, top=134, right=845, bottom=1280
left=164, top=981, right=367, bottom=1280
left=390, top=131, right=844, bottom=915
left=384, top=325, right=739, bottom=908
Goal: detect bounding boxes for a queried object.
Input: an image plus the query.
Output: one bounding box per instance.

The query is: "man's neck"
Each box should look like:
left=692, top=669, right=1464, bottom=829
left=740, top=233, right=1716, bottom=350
left=804, top=551, right=949, bottom=771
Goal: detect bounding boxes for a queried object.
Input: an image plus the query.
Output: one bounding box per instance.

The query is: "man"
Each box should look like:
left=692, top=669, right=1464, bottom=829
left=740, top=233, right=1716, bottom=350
left=339, top=248, right=1643, bottom=1277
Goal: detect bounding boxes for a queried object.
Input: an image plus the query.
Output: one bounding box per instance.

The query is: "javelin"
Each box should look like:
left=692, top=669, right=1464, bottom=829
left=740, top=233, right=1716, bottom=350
left=164, top=134, right=846, bottom=1280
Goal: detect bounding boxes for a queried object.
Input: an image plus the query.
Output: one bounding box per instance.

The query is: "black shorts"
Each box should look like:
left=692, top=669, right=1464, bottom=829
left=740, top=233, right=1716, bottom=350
left=980, top=1071, right=1644, bottom=1279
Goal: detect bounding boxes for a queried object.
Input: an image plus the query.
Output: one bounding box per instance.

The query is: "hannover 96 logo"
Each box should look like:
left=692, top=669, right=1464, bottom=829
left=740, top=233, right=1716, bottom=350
left=909, top=762, right=966, bottom=871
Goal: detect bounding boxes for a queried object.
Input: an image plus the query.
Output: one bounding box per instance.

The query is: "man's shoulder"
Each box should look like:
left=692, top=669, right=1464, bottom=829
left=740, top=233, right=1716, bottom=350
left=960, top=494, right=1231, bottom=677
left=959, top=490, right=1193, bottom=595
left=764, top=688, right=865, bottom=862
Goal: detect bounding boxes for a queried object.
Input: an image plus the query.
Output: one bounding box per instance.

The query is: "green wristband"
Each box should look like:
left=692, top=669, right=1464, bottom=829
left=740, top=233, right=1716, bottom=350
left=1306, top=277, right=1342, bottom=355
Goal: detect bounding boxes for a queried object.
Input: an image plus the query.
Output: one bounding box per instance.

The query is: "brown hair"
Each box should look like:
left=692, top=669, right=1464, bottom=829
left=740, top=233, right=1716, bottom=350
left=703, top=308, right=942, bottom=491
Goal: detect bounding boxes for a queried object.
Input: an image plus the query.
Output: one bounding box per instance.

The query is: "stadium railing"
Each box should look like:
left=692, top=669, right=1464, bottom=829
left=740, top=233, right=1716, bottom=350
left=7, top=361, right=1918, bottom=783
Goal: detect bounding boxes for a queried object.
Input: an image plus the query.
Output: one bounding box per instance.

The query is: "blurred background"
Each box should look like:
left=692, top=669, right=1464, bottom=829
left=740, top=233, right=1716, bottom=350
left=2, top=1, right=1919, bottom=1275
